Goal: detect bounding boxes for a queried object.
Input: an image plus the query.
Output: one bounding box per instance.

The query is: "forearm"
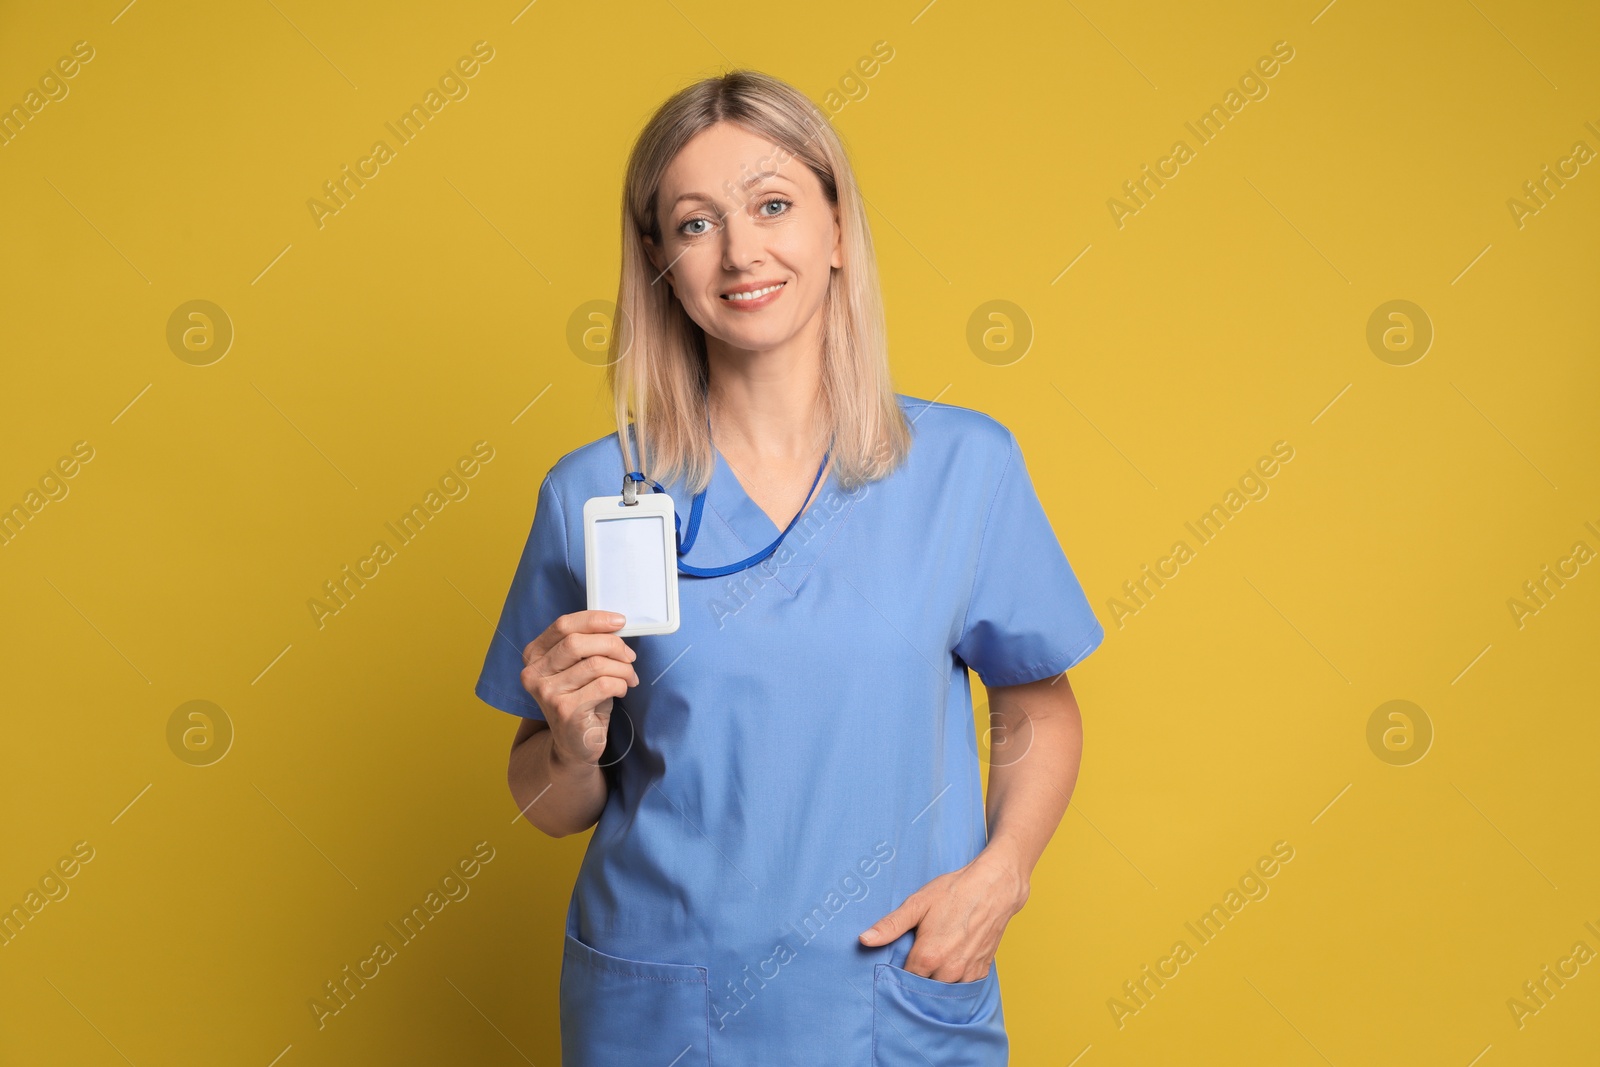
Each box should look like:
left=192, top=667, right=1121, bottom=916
left=508, top=724, right=609, bottom=837
left=980, top=676, right=1084, bottom=890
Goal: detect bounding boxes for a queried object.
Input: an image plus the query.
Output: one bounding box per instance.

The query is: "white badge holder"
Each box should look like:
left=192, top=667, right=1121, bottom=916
left=581, top=476, right=680, bottom=637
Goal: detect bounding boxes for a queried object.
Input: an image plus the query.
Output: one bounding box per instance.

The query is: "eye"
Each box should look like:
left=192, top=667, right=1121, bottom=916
left=678, top=216, right=713, bottom=237
left=757, top=196, right=793, bottom=218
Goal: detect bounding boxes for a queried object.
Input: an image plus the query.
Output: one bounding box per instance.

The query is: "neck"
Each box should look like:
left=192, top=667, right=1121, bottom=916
left=704, top=321, right=827, bottom=462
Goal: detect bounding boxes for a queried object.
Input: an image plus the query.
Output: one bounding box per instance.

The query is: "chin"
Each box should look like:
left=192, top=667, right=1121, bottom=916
left=710, top=323, right=797, bottom=351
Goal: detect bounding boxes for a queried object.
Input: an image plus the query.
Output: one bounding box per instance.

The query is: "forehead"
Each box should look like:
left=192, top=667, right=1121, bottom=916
left=658, top=122, right=806, bottom=205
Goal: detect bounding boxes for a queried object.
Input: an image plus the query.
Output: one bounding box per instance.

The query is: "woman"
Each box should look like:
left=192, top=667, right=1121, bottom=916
left=475, top=70, right=1103, bottom=1066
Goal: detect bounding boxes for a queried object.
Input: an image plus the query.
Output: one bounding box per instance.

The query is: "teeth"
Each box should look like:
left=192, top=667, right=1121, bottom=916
left=724, top=283, right=784, bottom=301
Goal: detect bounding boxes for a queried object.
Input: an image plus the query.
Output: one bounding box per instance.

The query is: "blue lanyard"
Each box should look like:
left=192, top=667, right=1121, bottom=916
left=623, top=413, right=832, bottom=579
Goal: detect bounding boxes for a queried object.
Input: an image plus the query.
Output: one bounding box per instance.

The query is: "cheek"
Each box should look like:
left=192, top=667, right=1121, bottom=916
left=668, top=250, right=714, bottom=301
left=799, top=232, right=840, bottom=293
left=679, top=265, right=729, bottom=325
left=772, top=222, right=834, bottom=278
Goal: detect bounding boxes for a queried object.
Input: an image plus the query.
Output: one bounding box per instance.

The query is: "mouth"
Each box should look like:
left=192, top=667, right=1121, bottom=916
left=719, top=280, right=787, bottom=304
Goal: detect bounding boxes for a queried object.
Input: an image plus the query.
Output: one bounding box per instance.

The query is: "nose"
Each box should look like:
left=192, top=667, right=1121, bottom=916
left=720, top=210, right=765, bottom=273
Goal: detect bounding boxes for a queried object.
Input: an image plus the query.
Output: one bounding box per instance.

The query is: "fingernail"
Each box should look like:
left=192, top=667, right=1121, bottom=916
left=607, top=613, right=626, bottom=626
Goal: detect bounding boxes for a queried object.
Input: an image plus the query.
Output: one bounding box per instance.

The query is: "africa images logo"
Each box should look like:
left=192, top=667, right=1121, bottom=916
left=305, top=41, right=495, bottom=229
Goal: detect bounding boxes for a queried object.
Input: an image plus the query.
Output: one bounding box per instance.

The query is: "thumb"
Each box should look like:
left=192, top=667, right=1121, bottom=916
left=860, top=893, right=925, bottom=947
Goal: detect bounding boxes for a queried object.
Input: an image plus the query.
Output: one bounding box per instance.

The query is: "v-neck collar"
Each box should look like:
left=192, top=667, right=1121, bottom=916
left=682, top=445, right=852, bottom=595
left=709, top=446, right=783, bottom=546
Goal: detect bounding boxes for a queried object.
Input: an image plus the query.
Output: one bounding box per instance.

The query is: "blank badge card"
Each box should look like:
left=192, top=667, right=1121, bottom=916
left=582, top=489, right=680, bottom=637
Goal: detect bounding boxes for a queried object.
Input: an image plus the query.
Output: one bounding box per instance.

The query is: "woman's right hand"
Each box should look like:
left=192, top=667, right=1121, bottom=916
left=519, top=610, right=639, bottom=767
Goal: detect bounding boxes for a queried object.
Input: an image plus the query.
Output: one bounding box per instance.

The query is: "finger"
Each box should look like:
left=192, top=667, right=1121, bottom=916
left=859, top=894, right=925, bottom=946
left=525, top=611, right=628, bottom=665
left=542, top=630, right=637, bottom=676
left=526, top=611, right=622, bottom=665
left=522, top=633, right=635, bottom=694
left=569, top=674, right=627, bottom=715
left=521, top=653, right=638, bottom=716
left=560, top=678, right=628, bottom=753
left=553, top=652, right=641, bottom=694
left=905, top=942, right=981, bottom=983
left=550, top=692, right=614, bottom=763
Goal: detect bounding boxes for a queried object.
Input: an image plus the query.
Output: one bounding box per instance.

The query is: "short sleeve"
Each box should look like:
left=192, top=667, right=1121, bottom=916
left=473, top=472, right=586, bottom=718
left=952, top=431, right=1105, bottom=687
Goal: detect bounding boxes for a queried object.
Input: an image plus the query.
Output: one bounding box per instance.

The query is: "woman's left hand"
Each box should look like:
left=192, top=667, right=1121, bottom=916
left=857, top=847, right=1029, bottom=983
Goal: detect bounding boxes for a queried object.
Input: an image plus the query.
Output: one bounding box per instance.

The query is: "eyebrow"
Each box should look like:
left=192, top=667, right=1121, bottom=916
left=670, top=169, right=795, bottom=210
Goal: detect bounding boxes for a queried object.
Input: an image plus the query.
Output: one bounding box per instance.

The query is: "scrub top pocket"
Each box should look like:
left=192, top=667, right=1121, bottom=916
left=560, top=930, right=710, bottom=1067
left=872, top=961, right=1008, bottom=1067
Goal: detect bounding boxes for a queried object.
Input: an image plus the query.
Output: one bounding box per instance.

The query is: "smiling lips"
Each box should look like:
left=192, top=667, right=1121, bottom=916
left=719, top=280, right=786, bottom=309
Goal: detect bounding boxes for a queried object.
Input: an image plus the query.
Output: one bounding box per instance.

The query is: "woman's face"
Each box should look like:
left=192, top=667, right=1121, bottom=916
left=645, top=121, right=842, bottom=357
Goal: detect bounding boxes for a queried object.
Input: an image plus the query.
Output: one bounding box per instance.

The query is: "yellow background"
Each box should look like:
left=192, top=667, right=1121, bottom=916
left=2, top=0, right=1597, bottom=1063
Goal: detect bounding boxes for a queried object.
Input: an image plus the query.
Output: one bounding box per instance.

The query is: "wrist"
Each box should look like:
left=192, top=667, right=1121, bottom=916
left=545, top=731, right=591, bottom=777
left=977, top=838, right=1033, bottom=908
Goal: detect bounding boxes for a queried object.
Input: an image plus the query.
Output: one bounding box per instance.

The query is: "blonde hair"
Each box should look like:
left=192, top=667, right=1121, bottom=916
left=606, top=69, right=910, bottom=495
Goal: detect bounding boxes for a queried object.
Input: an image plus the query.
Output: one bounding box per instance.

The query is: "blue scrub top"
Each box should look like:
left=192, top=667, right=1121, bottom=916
left=475, top=393, right=1104, bottom=1067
